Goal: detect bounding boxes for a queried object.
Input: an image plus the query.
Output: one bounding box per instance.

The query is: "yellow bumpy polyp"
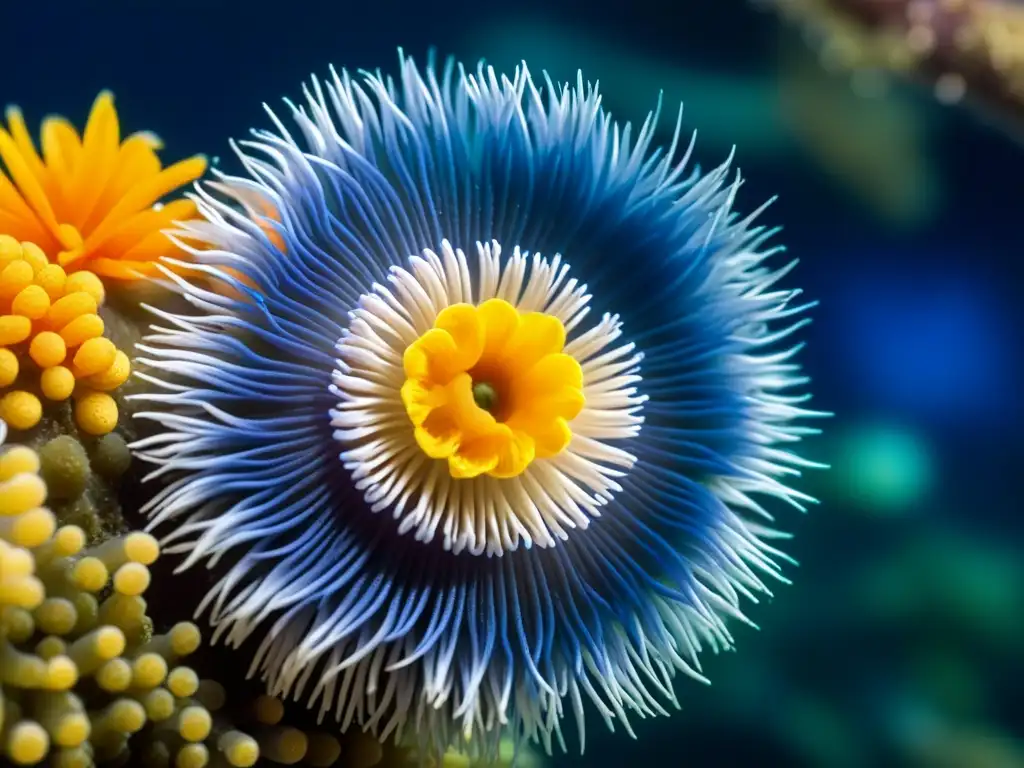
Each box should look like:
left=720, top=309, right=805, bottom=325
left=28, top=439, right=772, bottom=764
left=0, top=236, right=130, bottom=434
left=401, top=298, right=585, bottom=479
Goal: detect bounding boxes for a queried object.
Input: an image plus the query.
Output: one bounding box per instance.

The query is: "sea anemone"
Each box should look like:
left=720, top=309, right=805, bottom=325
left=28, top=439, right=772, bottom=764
left=132, top=52, right=823, bottom=758
left=0, top=91, right=206, bottom=280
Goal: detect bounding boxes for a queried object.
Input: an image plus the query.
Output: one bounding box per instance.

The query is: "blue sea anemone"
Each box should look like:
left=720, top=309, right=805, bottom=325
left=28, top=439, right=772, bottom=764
left=132, top=52, right=824, bottom=758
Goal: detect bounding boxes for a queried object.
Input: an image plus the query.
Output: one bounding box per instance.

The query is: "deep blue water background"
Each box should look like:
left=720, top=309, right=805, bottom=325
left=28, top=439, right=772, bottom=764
left=6, top=1, right=1023, bottom=766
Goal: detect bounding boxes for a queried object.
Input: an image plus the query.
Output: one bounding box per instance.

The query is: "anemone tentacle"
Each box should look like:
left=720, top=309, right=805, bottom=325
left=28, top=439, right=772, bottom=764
left=132, top=52, right=825, bottom=759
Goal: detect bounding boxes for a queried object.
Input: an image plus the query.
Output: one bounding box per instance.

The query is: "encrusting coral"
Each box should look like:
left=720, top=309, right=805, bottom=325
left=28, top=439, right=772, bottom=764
left=0, top=427, right=262, bottom=767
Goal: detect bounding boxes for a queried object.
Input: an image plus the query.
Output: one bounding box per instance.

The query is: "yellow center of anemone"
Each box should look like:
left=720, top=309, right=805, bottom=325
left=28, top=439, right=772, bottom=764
left=400, top=298, right=585, bottom=479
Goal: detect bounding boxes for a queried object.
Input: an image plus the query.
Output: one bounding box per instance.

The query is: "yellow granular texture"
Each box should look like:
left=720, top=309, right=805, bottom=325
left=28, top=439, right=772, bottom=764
left=0, top=439, right=264, bottom=766
left=0, top=236, right=131, bottom=434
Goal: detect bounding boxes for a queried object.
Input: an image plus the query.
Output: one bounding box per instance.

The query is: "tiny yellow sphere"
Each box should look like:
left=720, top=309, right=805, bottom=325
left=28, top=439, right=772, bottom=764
left=74, top=392, right=118, bottom=435
left=19, top=241, right=48, bottom=274
left=46, top=292, right=97, bottom=330
left=87, top=349, right=130, bottom=391
left=0, top=234, right=20, bottom=262
left=73, top=337, right=116, bottom=377
left=0, top=444, right=39, bottom=478
left=29, top=331, right=67, bottom=368
left=0, top=259, right=34, bottom=301
left=0, top=390, right=42, bottom=430
left=7, top=720, right=49, bottom=764
left=0, top=315, right=32, bottom=346
left=64, top=271, right=105, bottom=305
left=178, top=706, right=212, bottom=742
left=40, top=366, right=75, bottom=401
left=60, top=313, right=104, bottom=348
left=11, top=284, right=50, bottom=320
left=0, top=347, right=19, bottom=386
left=35, top=264, right=67, bottom=300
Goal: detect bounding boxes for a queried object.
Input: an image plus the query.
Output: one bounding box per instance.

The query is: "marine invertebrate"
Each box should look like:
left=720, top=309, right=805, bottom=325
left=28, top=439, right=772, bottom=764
left=0, top=235, right=130, bottom=435
left=133, top=53, right=823, bottom=758
left=763, top=0, right=1024, bottom=138
left=0, top=91, right=206, bottom=279
left=0, top=424, right=260, bottom=766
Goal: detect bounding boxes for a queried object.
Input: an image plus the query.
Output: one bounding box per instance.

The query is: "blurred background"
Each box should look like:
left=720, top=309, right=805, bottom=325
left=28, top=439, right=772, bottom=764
left=6, top=1, right=1023, bottom=765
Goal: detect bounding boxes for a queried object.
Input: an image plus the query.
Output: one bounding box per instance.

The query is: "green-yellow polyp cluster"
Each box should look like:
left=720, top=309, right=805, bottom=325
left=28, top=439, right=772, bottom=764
left=0, top=437, right=531, bottom=768
left=0, top=441, right=260, bottom=767
left=175, top=687, right=538, bottom=767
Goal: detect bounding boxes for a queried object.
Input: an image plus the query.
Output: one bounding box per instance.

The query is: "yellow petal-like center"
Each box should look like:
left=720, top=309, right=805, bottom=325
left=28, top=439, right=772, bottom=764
left=400, top=298, right=584, bottom=479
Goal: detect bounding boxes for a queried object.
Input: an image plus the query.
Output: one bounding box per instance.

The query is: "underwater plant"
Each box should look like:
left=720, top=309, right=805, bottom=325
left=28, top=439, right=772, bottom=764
left=132, top=52, right=823, bottom=759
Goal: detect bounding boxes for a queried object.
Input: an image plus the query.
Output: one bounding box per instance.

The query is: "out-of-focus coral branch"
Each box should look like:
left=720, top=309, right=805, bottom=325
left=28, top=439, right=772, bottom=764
left=766, top=0, right=1024, bottom=139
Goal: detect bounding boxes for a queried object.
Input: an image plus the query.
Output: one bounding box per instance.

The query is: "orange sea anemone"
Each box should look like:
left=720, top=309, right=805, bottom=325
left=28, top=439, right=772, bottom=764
left=0, top=91, right=206, bottom=280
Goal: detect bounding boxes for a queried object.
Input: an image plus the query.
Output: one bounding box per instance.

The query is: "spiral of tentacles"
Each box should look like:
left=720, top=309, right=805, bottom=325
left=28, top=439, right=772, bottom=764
left=132, top=54, right=823, bottom=759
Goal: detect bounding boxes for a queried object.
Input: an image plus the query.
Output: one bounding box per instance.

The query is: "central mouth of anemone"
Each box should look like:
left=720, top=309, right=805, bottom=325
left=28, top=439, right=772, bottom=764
left=400, top=298, right=585, bottom=479
left=470, top=380, right=500, bottom=413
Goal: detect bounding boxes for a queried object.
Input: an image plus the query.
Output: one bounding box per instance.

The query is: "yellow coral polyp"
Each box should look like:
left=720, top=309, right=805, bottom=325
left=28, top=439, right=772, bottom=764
left=0, top=235, right=131, bottom=433
left=0, top=440, right=261, bottom=767
left=0, top=347, right=18, bottom=385
left=0, top=90, right=206, bottom=279
left=74, top=392, right=118, bottom=436
left=401, top=298, right=585, bottom=479
left=0, top=390, right=41, bottom=431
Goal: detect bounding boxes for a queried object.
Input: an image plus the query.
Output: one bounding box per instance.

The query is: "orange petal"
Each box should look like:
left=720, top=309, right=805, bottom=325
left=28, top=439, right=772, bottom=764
left=82, top=155, right=206, bottom=251
left=83, top=135, right=162, bottom=234
left=0, top=129, right=61, bottom=238
left=0, top=150, right=55, bottom=246
left=118, top=228, right=184, bottom=264
left=93, top=199, right=197, bottom=256
left=68, top=91, right=120, bottom=228
left=0, top=208, right=51, bottom=248
left=4, top=107, right=47, bottom=189
left=86, top=257, right=163, bottom=280
left=40, top=116, right=82, bottom=212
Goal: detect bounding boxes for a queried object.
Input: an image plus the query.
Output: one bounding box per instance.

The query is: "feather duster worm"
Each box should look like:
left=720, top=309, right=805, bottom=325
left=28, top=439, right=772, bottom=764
left=132, top=53, right=825, bottom=759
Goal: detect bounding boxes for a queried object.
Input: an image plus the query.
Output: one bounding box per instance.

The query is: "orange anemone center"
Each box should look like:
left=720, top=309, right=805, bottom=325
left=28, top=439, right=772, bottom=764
left=400, top=298, right=585, bottom=479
